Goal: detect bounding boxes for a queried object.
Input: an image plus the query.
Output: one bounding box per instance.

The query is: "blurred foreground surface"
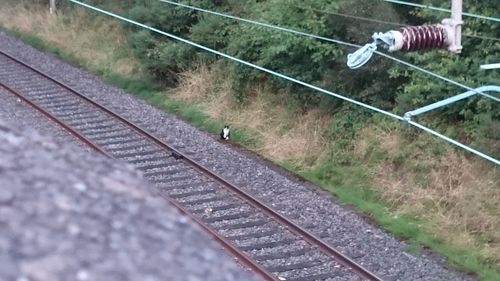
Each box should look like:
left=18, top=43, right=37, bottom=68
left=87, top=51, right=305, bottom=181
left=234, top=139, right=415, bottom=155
left=0, top=119, right=258, bottom=281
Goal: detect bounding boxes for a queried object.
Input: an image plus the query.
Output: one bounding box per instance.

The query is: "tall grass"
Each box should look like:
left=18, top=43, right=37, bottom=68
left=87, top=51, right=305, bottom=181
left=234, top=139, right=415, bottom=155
left=0, top=1, right=140, bottom=77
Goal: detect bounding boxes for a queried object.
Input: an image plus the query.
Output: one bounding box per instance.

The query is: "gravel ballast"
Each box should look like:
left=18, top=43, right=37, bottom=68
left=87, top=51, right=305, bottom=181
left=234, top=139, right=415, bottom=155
left=0, top=118, right=259, bottom=281
left=0, top=31, right=474, bottom=280
left=0, top=87, right=89, bottom=151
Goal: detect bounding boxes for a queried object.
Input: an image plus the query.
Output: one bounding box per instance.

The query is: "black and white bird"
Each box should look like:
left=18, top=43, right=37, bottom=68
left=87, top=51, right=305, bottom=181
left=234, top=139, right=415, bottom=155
left=220, top=125, right=230, bottom=140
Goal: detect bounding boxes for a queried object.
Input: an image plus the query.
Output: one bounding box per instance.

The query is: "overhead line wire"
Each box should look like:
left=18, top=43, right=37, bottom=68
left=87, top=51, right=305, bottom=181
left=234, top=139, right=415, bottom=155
left=304, top=7, right=407, bottom=27
left=381, top=0, right=500, bottom=23
left=159, top=0, right=359, bottom=48
left=68, top=0, right=499, bottom=166
left=297, top=5, right=500, bottom=43
left=462, top=33, right=500, bottom=42
left=158, top=0, right=497, bottom=99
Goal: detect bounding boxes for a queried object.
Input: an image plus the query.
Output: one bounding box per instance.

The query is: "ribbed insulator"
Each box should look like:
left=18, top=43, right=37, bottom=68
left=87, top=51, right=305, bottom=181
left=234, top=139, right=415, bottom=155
left=400, top=25, right=447, bottom=52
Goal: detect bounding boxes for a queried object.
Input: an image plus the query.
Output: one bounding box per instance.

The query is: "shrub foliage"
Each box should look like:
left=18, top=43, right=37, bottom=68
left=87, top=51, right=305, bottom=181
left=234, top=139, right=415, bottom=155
left=82, top=0, right=498, bottom=156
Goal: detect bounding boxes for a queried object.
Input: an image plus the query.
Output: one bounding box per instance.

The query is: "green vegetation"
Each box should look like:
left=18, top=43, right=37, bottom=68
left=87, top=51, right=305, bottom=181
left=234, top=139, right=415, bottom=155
left=392, top=0, right=500, bottom=157
left=123, top=0, right=401, bottom=109
left=302, top=147, right=500, bottom=281
left=1, top=1, right=499, bottom=280
left=120, top=0, right=498, bottom=155
left=105, top=74, right=260, bottom=146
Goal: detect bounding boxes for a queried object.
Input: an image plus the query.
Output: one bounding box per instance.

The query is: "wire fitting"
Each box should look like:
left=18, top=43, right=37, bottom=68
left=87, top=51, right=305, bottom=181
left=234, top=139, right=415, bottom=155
left=346, top=43, right=377, bottom=69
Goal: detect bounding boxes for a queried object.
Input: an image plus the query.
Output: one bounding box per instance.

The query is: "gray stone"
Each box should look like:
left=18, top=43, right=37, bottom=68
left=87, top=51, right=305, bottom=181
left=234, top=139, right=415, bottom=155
left=0, top=189, right=14, bottom=204
left=0, top=118, right=258, bottom=281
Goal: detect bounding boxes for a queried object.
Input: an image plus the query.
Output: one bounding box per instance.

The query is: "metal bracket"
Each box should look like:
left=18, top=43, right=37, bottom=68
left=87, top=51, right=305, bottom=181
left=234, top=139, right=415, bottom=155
left=404, top=85, right=500, bottom=121
left=441, top=18, right=463, bottom=53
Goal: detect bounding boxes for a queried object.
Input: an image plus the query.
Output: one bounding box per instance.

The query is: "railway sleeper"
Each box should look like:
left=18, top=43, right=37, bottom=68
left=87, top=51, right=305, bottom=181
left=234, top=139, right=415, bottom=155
left=236, top=237, right=296, bottom=252
left=162, top=180, right=215, bottom=192
left=0, top=65, right=36, bottom=75
left=266, top=260, right=324, bottom=274
left=135, top=160, right=179, bottom=172
left=202, top=211, right=253, bottom=223
left=223, top=228, right=276, bottom=241
left=285, top=272, right=340, bottom=281
left=180, top=194, right=230, bottom=206
left=17, top=85, right=62, bottom=94
left=88, top=133, right=133, bottom=143
left=252, top=247, right=310, bottom=262
left=60, top=114, right=99, bottom=123
left=149, top=173, right=194, bottom=184
left=114, top=148, right=165, bottom=159
left=46, top=106, right=84, bottom=116
left=55, top=110, right=95, bottom=118
left=96, top=137, right=144, bottom=146
left=156, top=181, right=203, bottom=192
left=79, top=126, right=127, bottom=135
left=211, top=218, right=268, bottom=231
left=30, top=94, right=71, bottom=103
left=190, top=203, right=240, bottom=214
left=142, top=167, right=186, bottom=177
left=169, top=188, right=217, bottom=199
left=276, top=264, right=343, bottom=281
left=105, top=142, right=153, bottom=154
left=67, top=117, right=110, bottom=127
left=51, top=106, right=84, bottom=118
left=206, top=204, right=253, bottom=216
left=73, top=122, right=117, bottom=132
left=0, top=76, right=45, bottom=87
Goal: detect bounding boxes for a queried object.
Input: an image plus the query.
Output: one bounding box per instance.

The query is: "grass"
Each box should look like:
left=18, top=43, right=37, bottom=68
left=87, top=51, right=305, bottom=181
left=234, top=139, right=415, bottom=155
left=0, top=1, right=140, bottom=77
left=303, top=162, right=499, bottom=280
left=1, top=3, right=499, bottom=280
left=174, top=64, right=329, bottom=166
left=101, top=73, right=259, bottom=147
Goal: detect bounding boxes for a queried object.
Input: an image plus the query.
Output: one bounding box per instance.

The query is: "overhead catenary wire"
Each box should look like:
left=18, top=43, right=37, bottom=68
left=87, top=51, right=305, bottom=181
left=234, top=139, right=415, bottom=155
left=295, top=5, right=500, bottom=43
left=158, top=1, right=497, bottom=102
left=159, top=0, right=358, bottom=48
left=461, top=33, right=500, bottom=42
left=301, top=6, right=406, bottom=27
left=67, top=0, right=499, bottom=166
left=381, top=0, right=500, bottom=23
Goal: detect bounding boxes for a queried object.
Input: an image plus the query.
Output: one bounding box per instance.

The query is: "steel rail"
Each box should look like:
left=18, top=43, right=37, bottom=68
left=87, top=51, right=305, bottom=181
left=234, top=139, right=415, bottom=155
left=0, top=50, right=278, bottom=281
left=0, top=50, right=383, bottom=281
left=0, top=82, right=110, bottom=157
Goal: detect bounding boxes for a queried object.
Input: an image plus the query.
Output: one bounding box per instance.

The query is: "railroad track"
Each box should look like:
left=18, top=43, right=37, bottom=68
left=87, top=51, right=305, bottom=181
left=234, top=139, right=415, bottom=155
left=0, top=50, right=383, bottom=281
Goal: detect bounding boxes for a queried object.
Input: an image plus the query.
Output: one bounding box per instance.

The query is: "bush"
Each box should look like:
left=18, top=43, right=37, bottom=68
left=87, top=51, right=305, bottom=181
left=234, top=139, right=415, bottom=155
left=117, top=0, right=497, bottom=155
left=122, top=0, right=401, bottom=109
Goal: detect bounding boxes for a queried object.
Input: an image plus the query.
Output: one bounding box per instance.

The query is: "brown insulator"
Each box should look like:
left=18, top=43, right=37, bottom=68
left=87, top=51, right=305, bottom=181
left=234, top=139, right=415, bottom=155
left=400, top=25, right=447, bottom=51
